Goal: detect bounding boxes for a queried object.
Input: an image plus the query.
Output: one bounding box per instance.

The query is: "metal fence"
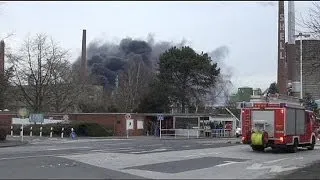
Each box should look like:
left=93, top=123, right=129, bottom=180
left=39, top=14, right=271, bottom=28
left=159, top=128, right=236, bottom=139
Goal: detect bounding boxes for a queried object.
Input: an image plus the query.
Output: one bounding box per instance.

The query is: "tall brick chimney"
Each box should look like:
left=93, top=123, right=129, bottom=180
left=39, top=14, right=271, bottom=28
left=0, top=40, right=4, bottom=75
left=80, top=29, right=87, bottom=81
left=277, top=1, right=287, bottom=95
left=287, top=1, right=296, bottom=83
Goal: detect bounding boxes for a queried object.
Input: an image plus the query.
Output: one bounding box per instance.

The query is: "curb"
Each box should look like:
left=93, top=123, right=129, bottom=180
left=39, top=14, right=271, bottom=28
left=0, top=140, right=28, bottom=148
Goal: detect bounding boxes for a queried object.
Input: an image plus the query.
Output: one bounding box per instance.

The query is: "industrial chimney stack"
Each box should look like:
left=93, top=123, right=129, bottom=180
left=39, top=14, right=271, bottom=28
left=0, top=40, right=4, bottom=75
left=287, top=1, right=296, bottom=83
left=81, top=29, right=87, bottom=81
left=277, top=1, right=287, bottom=95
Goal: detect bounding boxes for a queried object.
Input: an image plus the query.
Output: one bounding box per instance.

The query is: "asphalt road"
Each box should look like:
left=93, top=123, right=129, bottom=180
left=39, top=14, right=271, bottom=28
left=0, top=136, right=320, bottom=179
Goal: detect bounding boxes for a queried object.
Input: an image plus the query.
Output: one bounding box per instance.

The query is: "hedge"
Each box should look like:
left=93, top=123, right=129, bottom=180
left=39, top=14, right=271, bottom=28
left=11, top=122, right=114, bottom=137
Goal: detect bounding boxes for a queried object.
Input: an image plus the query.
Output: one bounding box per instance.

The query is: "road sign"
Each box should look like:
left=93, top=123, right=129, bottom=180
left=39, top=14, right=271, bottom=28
left=29, top=113, right=44, bottom=123
left=157, top=114, right=164, bottom=121
left=125, top=113, right=131, bottom=120
left=18, top=108, right=29, bottom=118
left=63, top=114, right=69, bottom=121
left=126, top=119, right=134, bottom=130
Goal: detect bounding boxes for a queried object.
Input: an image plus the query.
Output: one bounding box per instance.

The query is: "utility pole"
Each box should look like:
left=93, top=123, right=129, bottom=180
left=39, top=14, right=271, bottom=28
left=294, top=32, right=310, bottom=99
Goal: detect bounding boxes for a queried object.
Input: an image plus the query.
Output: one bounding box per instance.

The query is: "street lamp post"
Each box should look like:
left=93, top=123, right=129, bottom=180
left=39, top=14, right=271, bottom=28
left=294, top=32, right=310, bottom=100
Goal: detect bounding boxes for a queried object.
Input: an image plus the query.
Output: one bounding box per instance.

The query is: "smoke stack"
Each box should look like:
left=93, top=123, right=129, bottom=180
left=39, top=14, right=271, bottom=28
left=277, top=1, right=287, bottom=95
left=81, top=29, right=87, bottom=81
left=287, top=1, right=296, bottom=84
left=288, top=1, right=295, bottom=45
left=0, top=40, right=4, bottom=75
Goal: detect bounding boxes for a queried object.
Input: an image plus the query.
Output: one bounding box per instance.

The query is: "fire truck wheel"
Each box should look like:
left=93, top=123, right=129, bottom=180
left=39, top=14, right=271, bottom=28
left=307, top=136, right=315, bottom=150
left=251, top=145, right=264, bottom=152
left=288, top=139, right=298, bottom=153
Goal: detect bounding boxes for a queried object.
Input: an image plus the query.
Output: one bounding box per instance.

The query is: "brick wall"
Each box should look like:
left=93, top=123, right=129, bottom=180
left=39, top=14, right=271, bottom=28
left=0, top=113, right=16, bottom=134
left=68, top=113, right=146, bottom=136
left=293, top=40, right=320, bottom=100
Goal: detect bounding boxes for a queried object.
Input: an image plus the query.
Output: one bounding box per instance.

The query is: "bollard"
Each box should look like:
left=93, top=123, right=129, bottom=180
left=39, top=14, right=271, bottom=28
left=21, top=125, right=24, bottom=142
left=30, top=127, right=33, bottom=137
left=61, top=127, right=64, bottom=139
left=50, top=127, right=53, bottom=138
left=40, top=127, right=42, bottom=137
left=71, top=128, right=77, bottom=140
left=10, top=126, right=13, bottom=136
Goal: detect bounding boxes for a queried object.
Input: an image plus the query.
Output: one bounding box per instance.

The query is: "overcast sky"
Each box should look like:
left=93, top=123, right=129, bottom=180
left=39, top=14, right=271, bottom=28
left=0, top=1, right=314, bottom=93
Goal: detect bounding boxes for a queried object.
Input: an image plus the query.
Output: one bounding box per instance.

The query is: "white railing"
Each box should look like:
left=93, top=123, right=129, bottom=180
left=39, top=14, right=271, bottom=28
left=159, top=128, right=236, bottom=139
left=160, top=128, right=200, bottom=139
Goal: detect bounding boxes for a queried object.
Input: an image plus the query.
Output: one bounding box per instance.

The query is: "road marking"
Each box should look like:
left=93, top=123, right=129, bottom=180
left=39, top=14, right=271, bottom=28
left=216, top=161, right=242, bottom=167
left=264, top=158, right=289, bottom=164
left=182, top=145, right=190, bottom=148
left=184, top=152, right=221, bottom=158
left=247, top=163, right=298, bottom=173
left=91, top=150, right=105, bottom=152
left=47, top=147, right=91, bottom=151
left=130, top=148, right=168, bottom=154
left=118, top=147, right=135, bottom=150
left=143, top=144, right=163, bottom=147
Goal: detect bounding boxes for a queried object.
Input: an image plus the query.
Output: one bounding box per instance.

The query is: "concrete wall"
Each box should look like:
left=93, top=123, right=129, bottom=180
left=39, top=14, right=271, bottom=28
left=293, top=40, right=320, bottom=100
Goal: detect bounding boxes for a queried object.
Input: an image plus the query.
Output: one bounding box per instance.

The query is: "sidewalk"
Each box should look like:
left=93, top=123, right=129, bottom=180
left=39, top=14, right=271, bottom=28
left=0, top=140, right=28, bottom=148
left=6, top=135, right=243, bottom=144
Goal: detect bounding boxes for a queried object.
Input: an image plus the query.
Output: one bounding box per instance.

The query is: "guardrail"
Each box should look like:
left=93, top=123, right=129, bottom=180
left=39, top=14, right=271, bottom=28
left=159, top=128, right=237, bottom=139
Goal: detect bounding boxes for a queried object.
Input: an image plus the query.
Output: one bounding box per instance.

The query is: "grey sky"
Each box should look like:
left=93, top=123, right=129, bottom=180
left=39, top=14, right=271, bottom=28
left=0, top=1, right=314, bottom=93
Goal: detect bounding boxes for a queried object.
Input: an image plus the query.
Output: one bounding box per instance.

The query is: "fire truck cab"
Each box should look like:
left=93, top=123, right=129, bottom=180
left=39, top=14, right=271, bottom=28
left=240, top=95, right=318, bottom=153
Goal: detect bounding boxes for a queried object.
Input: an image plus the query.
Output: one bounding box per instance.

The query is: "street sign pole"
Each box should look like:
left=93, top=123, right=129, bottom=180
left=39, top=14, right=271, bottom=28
left=160, top=119, right=162, bottom=139
left=125, top=114, right=131, bottom=139
left=21, top=116, right=24, bottom=142
left=157, top=114, right=164, bottom=139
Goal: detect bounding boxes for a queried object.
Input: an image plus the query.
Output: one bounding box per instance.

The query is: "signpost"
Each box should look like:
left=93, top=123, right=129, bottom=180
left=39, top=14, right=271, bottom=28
left=18, top=108, right=29, bottom=142
left=157, top=114, right=164, bottom=139
left=125, top=113, right=133, bottom=138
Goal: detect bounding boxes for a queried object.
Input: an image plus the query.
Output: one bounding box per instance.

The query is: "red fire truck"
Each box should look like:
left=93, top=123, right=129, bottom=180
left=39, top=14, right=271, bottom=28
left=240, top=95, right=319, bottom=153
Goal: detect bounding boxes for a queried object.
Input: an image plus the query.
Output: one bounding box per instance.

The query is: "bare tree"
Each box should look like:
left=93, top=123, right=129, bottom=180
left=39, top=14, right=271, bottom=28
left=300, top=2, right=320, bottom=39
left=7, top=34, right=78, bottom=113
left=115, top=55, right=152, bottom=112
left=47, top=60, right=81, bottom=113
left=298, top=2, right=320, bottom=74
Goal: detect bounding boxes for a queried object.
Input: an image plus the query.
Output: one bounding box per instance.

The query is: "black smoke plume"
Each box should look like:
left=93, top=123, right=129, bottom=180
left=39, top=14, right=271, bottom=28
left=74, top=34, right=187, bottom=90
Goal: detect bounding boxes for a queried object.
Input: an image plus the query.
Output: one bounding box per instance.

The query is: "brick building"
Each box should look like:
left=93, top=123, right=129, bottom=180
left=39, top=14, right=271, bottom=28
left=292, top=40, right=320, bottom=100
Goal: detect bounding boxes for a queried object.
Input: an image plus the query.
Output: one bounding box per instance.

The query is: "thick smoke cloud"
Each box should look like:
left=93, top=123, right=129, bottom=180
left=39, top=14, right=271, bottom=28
left=83, top=34, right=187, bottom=89
left=77, top=34, right=232, bottom=108
left=208, top=46, right=233, bottom=106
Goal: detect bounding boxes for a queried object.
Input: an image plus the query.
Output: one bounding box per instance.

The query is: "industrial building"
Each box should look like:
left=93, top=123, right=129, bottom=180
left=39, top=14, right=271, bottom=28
left=277, top=1, right=320, bottom=101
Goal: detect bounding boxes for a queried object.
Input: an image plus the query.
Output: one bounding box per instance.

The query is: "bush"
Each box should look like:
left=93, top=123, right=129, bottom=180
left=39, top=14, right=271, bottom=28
left=11, top=122, right=114, bottom=137
left=0, top=128, right=7, bottom=141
